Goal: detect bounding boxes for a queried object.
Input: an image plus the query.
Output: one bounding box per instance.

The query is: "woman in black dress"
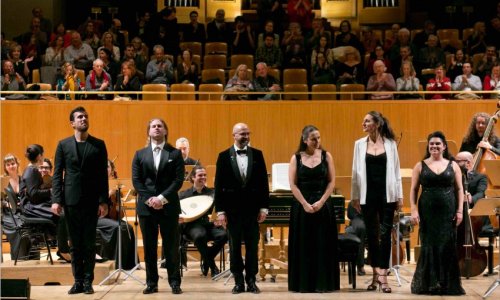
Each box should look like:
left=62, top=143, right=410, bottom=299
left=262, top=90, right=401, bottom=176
left=351, top=111, right=403, bottom=293
left=410, top=131, right=465, bottom=295
left=460, top=112, right=500, bottom=155
left=288, top=125, right=339, bottom=293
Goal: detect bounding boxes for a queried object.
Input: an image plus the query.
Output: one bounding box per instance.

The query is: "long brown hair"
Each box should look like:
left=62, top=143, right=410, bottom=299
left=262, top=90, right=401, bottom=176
left=462, top=112, right=497, bottom=145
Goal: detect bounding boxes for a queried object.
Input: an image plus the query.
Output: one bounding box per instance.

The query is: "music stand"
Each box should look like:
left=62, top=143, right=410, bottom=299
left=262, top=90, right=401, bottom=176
left=99, top=180, right=144, bottom=286
left=470, top=198, right=500, bottom=298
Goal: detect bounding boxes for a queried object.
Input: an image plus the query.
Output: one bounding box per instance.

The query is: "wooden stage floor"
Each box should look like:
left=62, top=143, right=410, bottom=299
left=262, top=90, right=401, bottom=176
left=12, top=261, right=499, bottom=299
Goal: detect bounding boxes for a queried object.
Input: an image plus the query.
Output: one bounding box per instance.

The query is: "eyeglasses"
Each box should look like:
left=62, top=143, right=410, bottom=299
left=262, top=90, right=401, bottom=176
left=39, top=166, right=51, bottom=170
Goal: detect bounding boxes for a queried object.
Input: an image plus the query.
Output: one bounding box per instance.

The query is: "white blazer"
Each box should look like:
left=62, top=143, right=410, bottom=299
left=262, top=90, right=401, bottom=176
left=351, top=136, right=403, bottom=205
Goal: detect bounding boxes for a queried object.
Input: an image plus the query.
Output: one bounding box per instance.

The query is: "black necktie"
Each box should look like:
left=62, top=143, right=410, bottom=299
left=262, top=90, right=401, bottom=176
left=236, top=149, right=247, bottom=155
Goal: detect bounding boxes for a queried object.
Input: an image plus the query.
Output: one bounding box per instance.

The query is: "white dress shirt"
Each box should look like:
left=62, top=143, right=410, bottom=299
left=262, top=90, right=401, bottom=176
left=151, top=141, right=168, bottom=204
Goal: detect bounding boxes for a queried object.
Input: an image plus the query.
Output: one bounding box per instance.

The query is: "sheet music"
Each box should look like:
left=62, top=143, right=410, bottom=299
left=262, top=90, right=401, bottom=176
left=272, top=163, right=291, bottom=192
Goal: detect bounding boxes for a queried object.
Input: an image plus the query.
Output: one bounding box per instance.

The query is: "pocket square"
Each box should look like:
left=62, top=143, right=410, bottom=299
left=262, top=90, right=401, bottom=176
left=168, top=159, right=173, bottom=162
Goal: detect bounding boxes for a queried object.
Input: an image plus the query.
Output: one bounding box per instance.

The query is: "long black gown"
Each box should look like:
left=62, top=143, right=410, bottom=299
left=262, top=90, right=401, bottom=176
left=411, top=161, right=465, bottom=295
left=288, top=151, right=340, bottom=292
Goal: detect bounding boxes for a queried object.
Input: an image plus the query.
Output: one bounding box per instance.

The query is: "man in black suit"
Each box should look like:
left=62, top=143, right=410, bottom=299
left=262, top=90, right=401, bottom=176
left=132, top=118, right=185, bottom=295
left=206, top=9, right=232, bottom=45
left=175, top=137, right=197, bottom=165
left=214, top=122, right=270, bottom=294
left=51, top=106, right=109, bottom=295
left=179, top=166, right=227, bottom=277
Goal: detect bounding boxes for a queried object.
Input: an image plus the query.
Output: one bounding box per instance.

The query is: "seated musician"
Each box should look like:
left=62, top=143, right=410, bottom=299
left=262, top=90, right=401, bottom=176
left=176, top=137, right=198, bottom=165
left=345, top=200, right=366, bottom=276
left=460, top=112, right=500, bottom=155
left=455, top=152, right=490, bottom=231
left=179, top=166, right=227, bottom=277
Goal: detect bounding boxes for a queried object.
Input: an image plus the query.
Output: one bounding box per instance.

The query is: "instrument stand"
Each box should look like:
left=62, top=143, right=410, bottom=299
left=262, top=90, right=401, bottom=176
left=123, top=196, right=145, bottom=282
left=389, top=213, right=412, bottom=287
left=212, top=247, right=235, bottom=285
left=469, top=198, right=500, bottom=298
left=99, top=185, right=144, bottom=286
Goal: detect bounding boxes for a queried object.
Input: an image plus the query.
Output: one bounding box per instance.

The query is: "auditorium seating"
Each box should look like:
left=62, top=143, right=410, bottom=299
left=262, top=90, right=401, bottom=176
left=283, top=68, right=307, bottom=85
left=203, top=54, right=227, bottom=70
left=311, top=84, right=337, bottom=100
left=339, top=84, right=365, bottom=100
left=283, top=83, right=308, bottom=100
left=230, top=55, right=254, bottom=70
left=201, top=69, right=225, bottom=85
left=142, top=83, right=168, bottom=100
left=198, top=83, right=223, bottom=101
left=204, top=42, right=227, bottom=55
left=170, top=83, right=196, bottom=101
left=179, top=42, right=203, bottom=56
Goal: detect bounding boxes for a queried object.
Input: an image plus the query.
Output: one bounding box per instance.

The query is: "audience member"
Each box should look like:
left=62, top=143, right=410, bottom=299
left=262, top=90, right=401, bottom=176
left=257, top=20, right=280, bottom=49
left=311, top=33, right=333, bottom=68
left=98, top=47, right=120, bottom=86
left=367, top=45, right=391, bottom=79
left=8, top=44, right=32, bottom=82
left=361, top=27, right=381, bottom=55
left=425, top=63, right=451, bottom=100
left=284, top=41, right=307, bottom=69
left=98, top=32, right=120, bottom=62
left=335, top=48, right=364, bottom=86
left=366, top=60, right=396, bottom=100
left=0, top=60, right=27, bottom=99
left=122, top=44, right=147, bottom=75
left=335, top=20, right=364, bottom=54
left=389, top=28, right=417, bottom=64
left=483, top=63, right=500, bottom=98
left=85, top=58, right=113, bottom=100
left=56, top=62, right=81, bottom=100
left=64, top=32, right=95, bottom=72
left=253, top=62, right=281, bottom=100
left=257, top=0, right=284, bottom=36
left=177, top=49, right=199, bottom=85
left=282, top=22, right=305, bottom=52
left=224, top=64, right=254, bottom=100
left=412, top=20, right=438, bottom=50
left=255, top=32, right=283, bottom=68
left=447, top=49, right=469, bottom=83
left=312, top=52, right=335, bottom=84
left=131, top=37, right=149, bottom=62
left=206, top=9, right=232, bottom=44
left=49, top=23, right=71, bottom=48
left=114, top=60, right=142, bottom=100
left=417, top=34, right=445, bottom=73
left=396, top=61, right=421, bottom=99
left=452, top=62, right=482, bottom=99
left=476, top=45, right=498, bottom=79
left=182, top=11, right=206, bottom=44
left=158, top=9, right=181, bottom=57
left=44, top=35, right=66, bottom=68
left=287, top=0, right=313, bottom=31
left=109, top=19, right=126, bottom=52
left=306, top=18, right=332, bottom=50
left=80, top=20, right=101, bottom=56
left=383, top=23, right=400, bottom=52
left=31, top=7, right=52, bottom=37
left=231, top=16, right=255, bottom=55
left=146, top=45, right=174, bottom=86
left=467, top=21, right=488, bottom=55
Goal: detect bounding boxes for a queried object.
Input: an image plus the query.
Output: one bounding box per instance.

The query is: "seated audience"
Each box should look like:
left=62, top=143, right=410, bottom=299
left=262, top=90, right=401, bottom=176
left=452, top=62, right=482, bottom=99
left=367, top=45, right=391, bottom=79
left=426, top=63, right=451, bottom=100
left=85, top=58, right=113, bottom=100
left=206, top=9, right=231, bottom=44
left=281, top=22, right=304, bottom=51
left=383, top=23, right=400, bottom=52
left=483, top=63, right=500, bottom=99
left=56, top=62, right=81, bottom=100
left=312, top=52, right=335, bottom=84
left=97, top=47, right=120, bottom=86
left=284, top=41, right=307, bottom=69
left=176, top=49, right=199, bottom=85
left=115, top=60, right=142, bottom=100
left=366, top=60, right=396, bottom=100
left=255, top=32, right=283, bottom=69
left=287, top=0, right=313, bottom=31
left=232, top=16, right=255, bottom=55
left=310, top=33, right=333, bottom=69
left=253, top=62, right=281, bottom=100
left=335, top=20, right=364, bottom=55
left=257, top=20, right=280, bottom=49
left=97, top=32, right=120, bottom=63
left=64, top=32, right=95, bottom=72
left=44, top=35, right=65, bottom=68
left=361, top=27, right=381, bottom=55
left=306, top=18, right=332, bottom=50
left=1, top=60, right=27, bottom=98
left=122, top=43, right=147, bottom=75
left=396, top=61, right=421, bottom=99
left=335, top=48, right=364, bottom=86
left=447, top=49, right=468, bottom=83
left=390, top=45, right=412, bottom=81
left=80, top=20, right=101, bottom=56
left=412, top=20, right=438, bottom=50
left=146, top=45, right=174, bottom=86
left=224, top=64, right=254, bottom=100
left=131, top=37, right=149, bottom=63
left=417, top=34, right=445, bottom=74
left=467, top=21, right=487, bottom=56
left=179, top=166, right=228, bottom=277
left=8, top=44, right=32, bottom=82
left=389, top=28, right=417, bottom=65
left=476, top=45, right=498, bottom=79
left=49, top=23, right=71, bottom=48
left=182, top=11, right=206, bottom=44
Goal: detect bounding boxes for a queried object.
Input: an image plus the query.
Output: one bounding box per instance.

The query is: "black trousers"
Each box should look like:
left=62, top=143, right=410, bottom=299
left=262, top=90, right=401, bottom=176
left=226, top=214, right=260, bottom=284
left=65, top=204, right=99, bottom=284
left=139, top=212, right=180, bottom=287
left=182, top=220, right=227, bottom=265
left=361, top=201, right=397, bottom=269
left=345, top=217, right=366, bottom=268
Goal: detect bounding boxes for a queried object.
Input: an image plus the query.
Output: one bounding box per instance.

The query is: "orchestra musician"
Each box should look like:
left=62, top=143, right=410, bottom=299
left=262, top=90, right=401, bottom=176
left=460, top=112, right=500, bottom=155
left=179, top=166, right=227, bottom=277
left=51, top=106, right=109, bottom=295
left=214, top=122, right=269, bottom=294
left=132, top=118, right=184, bottom=295
left=175, top=137, right=197, bottom=165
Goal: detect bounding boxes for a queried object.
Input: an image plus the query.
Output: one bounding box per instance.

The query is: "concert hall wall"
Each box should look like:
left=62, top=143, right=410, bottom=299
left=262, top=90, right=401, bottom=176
left=1, top=100, right=496, bottom=179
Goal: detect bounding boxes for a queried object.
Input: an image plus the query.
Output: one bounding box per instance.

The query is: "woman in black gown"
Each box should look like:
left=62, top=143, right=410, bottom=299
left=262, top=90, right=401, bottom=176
left=288, top=125, right=339, bottom=293
left=460, top=112, right=500, bottom=155
left=410, top=131, right=465, bottom=295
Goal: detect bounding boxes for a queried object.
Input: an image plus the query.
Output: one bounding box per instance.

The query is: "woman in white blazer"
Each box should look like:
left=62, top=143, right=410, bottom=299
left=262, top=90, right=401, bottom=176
left=351, top=111, right=403, bottom=293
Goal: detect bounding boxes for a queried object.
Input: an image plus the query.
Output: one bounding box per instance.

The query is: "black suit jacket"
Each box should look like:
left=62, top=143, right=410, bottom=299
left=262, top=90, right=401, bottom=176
left=132, top=143, right=185, bottom=217
left=467, top=171, right=488, bottom=208
left=184, top=157, right=197, bottom=165
left=52, top=135, right=108, bottom=207
left=214, top=146, right=269, bottom=216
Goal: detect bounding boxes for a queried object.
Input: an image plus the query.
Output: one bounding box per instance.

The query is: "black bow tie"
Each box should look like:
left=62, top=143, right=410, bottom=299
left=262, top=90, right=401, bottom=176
left=236, top=149, right=247, bottom=155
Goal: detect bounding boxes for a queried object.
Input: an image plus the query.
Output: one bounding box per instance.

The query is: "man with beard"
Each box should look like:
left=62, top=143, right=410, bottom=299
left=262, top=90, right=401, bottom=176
left=214, top=123, right=269, bottom=294
left=51, top=106, right=109, bottom=294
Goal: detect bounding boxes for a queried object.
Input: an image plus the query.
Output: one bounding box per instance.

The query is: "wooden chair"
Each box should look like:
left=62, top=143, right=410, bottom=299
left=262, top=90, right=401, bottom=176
left=170, top=83, right=196, bottom=101
left=283, top=84, right=308, bottom=100
left=142, top=83, right=167, bottom=101
left=203, top=54, right=227, bottom=70
left=283, top=68, right=308, bottom=85
left=198, top=83, right=223, bottom=101
left=176, top=54, right=201, bottom=68
left=179, top=42, right=203, bottom=56
left=421, top=68, right=435, bottom=76
left=462, top=28, right=474, bottom=42
left=267, top=68, right=281, bottom=82
left=230, top=55, right=254, bottom=70
left=339, top=84, right=365, bottom=100
left=201, top=69, right=226, bottom=85
left=311, top=84, right=337, bottom=100
left=410, top=29, right=423, bottom=41
left=437, top=29, right=459, bottom=42
left=205, top=42, right=228, bottom=55
left=32, top=69, right=40, bottom=83
left=228, top=69, right=253, bottom=80
left=26, top=83, right=52, bottom=91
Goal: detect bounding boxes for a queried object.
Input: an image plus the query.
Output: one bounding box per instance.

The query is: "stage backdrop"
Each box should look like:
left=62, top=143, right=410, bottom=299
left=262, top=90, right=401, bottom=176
left=1, top=100, right=498, bottom=179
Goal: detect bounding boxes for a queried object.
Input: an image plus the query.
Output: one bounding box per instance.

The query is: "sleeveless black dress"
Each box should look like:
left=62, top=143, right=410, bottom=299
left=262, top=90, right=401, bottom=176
left=288, top=151, right=340, bottom=292
left=411, top=161, right=465, bottom=295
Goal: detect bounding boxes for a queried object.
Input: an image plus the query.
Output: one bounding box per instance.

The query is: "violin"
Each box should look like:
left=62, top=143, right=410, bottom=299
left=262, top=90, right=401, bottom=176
left=107, top=187, right=124, bottom=221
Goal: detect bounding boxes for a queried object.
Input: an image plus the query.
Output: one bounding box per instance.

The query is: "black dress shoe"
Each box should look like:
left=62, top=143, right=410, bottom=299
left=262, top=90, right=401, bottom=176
left=201, top=261, right=209, bottom=276
left=210, top=265, right=220, bottom=277
left=246, top=281, right=261, bottom=294
left=232, top=284, right=245, bottom=294
left=83, top=282, right=94, bottom=294
left=68, top=282, right=84, bottom=294
left=172, top=285, right=183, bottom=294
left=357, top=267, right=366, bottom=276
left=143, top=285, right=158, bottom=294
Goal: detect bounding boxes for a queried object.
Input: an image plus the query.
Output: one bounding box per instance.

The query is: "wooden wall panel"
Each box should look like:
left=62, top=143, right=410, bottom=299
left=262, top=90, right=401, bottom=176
left=1, top=100, right=498, bottom=179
